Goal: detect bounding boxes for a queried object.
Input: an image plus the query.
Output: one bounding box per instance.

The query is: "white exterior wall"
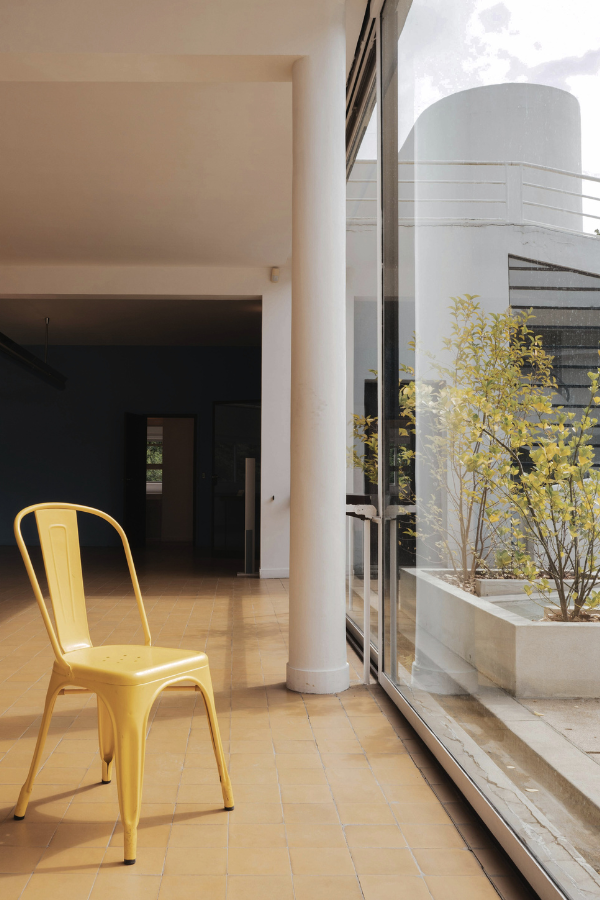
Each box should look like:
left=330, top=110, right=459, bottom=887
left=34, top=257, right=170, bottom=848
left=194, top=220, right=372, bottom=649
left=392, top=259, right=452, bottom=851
left=405, top=85, right=587, bottom=370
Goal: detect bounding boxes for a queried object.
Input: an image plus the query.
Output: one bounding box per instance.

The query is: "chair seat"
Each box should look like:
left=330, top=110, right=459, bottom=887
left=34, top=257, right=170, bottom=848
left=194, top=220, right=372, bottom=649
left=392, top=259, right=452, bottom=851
left=64, top=644, right=208, bottom=687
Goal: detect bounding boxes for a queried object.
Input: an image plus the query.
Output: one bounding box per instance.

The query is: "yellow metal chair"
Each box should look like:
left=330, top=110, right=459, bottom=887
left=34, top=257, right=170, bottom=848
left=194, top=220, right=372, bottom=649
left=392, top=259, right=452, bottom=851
left=13, top=502, right=233, bottom=865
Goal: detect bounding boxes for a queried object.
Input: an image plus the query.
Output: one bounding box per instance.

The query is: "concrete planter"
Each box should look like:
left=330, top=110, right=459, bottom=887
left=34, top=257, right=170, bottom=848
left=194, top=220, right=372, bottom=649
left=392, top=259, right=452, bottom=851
left=400, top=568, right=600, bottom=698
left=474, top=576, right=575, bottom=598
left=474, top=577, right=530, bottom=597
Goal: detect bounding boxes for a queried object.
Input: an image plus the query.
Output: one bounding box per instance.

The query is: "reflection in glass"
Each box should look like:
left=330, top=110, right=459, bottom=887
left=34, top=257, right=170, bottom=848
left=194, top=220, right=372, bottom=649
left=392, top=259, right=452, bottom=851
left=346, top=102, right=380, bottom=655
left=380, top=0, right=600, bottom=893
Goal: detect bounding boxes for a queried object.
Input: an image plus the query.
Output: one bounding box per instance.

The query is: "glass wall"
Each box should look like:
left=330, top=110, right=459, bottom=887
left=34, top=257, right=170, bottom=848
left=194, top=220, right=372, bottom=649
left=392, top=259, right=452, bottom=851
left=348, top=1, right=600, bottom=895
left=346, top=105, right=379, bottom=653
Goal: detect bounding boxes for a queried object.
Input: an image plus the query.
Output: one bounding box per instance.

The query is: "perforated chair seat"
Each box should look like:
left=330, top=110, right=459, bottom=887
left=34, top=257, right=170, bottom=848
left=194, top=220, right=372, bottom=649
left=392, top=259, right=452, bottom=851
left=64, top=645, right=209, bottom=687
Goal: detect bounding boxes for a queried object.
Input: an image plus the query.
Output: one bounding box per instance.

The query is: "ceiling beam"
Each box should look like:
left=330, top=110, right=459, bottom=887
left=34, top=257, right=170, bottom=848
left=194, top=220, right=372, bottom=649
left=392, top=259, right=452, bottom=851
left=0, top=330, right=66, bottom=389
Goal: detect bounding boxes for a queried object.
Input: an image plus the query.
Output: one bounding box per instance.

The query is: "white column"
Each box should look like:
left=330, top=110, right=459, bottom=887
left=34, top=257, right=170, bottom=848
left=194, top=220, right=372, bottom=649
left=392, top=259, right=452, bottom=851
left=260, top=272, right=291, bottom=579
left=287, top=12, right=349, bottom=695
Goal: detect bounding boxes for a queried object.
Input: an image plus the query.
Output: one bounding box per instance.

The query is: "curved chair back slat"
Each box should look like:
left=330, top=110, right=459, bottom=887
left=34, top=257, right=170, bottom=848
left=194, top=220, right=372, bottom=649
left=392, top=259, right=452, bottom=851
left=35, top=508, right=92, bottom=653
left=14, top=502, right=152, bottom=667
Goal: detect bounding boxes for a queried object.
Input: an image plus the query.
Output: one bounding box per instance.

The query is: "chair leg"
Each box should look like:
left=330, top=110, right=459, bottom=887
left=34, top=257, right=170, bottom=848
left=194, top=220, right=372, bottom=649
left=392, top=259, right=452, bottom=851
left=103, top=687, right=152, bottom=865
left=97, top=696, right=115, bottom=784
left=14, top=670, right=65, bottom=819
left=193, top=668, right=234, bottom=810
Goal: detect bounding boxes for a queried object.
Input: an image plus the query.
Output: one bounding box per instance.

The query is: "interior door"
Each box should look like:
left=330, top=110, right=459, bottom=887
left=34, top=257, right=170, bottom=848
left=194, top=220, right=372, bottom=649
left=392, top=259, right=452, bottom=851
left=212, top=401, right=261, bottom=558
left=123, top=412, right=147, bottom=547
left=161, top=417, right=195, bottom=542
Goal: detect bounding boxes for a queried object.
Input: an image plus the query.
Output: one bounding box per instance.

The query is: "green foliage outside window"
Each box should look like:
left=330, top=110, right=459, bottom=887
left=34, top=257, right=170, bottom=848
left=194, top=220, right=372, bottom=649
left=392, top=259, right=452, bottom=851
left=352, top=294, right=600, bottom=621
left=400, top=295, right=556, bottom=594
left=146, top=440, right=163, bottom=483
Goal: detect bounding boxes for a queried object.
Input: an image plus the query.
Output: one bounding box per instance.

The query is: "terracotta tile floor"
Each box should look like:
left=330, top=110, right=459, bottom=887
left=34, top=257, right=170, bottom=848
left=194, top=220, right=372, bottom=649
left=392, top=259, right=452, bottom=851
left=0, top=547, right=537, bottom=900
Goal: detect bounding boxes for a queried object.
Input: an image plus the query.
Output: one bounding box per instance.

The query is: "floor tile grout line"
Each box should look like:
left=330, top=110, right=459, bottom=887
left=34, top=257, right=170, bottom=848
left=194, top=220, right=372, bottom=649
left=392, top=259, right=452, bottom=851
left=304, top=690, right=368, bottom=899
left=222, top=575, right=234, bottom=895
left=352, top=692, right=435, bottom=895
left=365, top=682, right=524, bottom=899
left=151, top=583, right=211, bottom=890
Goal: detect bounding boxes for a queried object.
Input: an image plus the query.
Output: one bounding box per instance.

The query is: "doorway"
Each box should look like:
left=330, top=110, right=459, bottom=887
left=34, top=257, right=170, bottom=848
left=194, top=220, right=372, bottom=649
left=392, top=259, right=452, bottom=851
left=212, top=401, right=260, bottom=559
left=124, top=413, right=196, bottom=546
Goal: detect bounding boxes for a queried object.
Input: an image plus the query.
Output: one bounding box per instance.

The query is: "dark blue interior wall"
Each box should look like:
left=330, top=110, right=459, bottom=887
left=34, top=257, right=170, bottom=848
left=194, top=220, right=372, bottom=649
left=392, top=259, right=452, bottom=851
left=0, top=345, right=261, bottom=547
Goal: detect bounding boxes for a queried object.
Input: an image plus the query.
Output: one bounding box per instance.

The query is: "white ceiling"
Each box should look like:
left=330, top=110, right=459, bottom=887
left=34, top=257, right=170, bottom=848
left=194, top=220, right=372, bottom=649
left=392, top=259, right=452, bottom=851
left=0, top=0, right=370, bottom=356
left=0, top=0, right=369, bottom=268
left=0, top=81, right=292, bottom=266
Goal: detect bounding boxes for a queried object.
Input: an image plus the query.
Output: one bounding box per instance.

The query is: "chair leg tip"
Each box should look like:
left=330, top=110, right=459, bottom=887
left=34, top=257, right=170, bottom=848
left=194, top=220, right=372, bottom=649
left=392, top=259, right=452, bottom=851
left=124, top=859, right=136, bottom=866
left=14, top=814, right=25, bottom=820
left=101, top=779, right=111, bottom=784
left=224, top=806, right=234, bottom=811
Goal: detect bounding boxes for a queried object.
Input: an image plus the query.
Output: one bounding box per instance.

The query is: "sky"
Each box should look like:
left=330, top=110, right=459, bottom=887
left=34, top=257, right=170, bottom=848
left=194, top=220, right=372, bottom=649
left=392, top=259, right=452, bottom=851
left=358, top=0, right=600, bottom=176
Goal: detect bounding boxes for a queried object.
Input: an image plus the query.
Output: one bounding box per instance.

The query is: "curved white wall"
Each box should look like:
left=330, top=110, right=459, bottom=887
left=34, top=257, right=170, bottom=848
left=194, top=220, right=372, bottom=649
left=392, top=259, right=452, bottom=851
left=402, top=84, right=587, bottom=370
left=400, top=84, right=583, bottom=237
left=403, top=82, right=581, bottom=171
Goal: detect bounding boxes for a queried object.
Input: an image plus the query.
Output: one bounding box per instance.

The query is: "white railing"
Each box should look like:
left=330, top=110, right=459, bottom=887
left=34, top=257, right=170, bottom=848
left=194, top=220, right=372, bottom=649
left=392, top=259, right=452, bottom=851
left=346, top=160, right=600, bottom=237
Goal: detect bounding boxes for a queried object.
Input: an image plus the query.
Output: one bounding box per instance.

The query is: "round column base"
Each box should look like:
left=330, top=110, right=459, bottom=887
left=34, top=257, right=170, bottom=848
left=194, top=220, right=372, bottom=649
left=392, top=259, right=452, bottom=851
left=286, top=662, right=350, bottom=695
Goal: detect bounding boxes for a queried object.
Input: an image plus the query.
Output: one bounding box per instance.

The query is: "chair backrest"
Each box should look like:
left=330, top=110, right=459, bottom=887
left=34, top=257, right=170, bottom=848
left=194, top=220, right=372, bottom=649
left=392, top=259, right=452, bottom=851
left=14, top=503, right=152, bottom=665
left=35, top=507, right=91, bottom=653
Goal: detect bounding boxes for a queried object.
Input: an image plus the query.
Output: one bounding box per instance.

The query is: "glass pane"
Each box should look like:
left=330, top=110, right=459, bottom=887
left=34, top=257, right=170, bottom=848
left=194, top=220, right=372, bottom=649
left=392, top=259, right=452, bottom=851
left=146, top=439, right=163, bottom=466
left=381, top=0, right=600, bottom=895
left=347, top=100, right=380, bottom=652
left=346, top=515, right=379, bottom=649
left=146, top=437, right=163, bottom=486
